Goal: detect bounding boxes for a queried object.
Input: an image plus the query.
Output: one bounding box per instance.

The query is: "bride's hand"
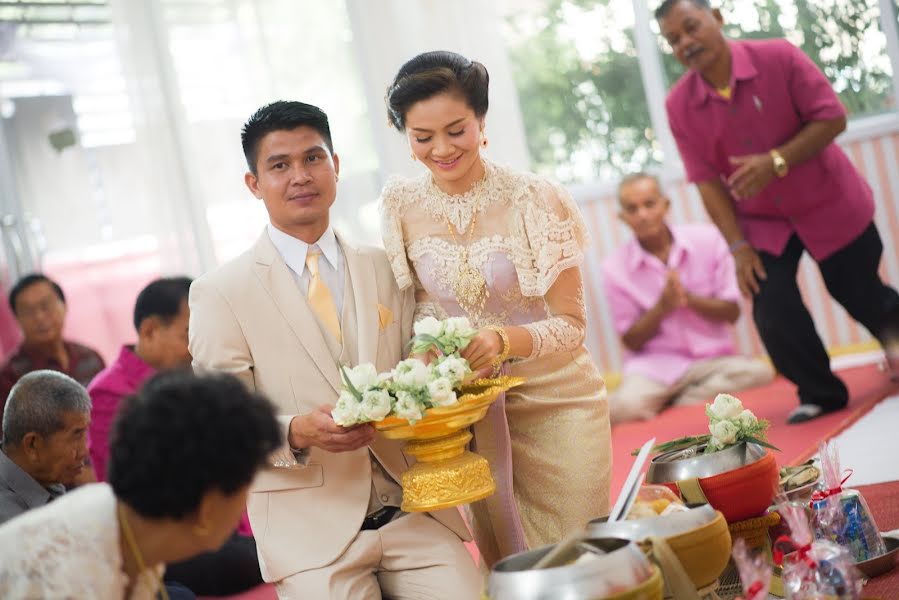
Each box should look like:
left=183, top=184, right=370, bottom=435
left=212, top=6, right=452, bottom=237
left=460, top=328, right=503, bottom=372
left=410, top=348, right=438, bottom=365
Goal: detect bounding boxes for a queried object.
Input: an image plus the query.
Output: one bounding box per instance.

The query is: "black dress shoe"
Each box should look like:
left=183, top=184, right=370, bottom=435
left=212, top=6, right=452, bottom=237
left=786, top=403, right=845, bottom=425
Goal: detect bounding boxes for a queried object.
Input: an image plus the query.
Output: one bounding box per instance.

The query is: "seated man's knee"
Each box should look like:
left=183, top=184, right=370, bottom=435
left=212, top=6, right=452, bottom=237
left=609, top=381, right=667, bottom=424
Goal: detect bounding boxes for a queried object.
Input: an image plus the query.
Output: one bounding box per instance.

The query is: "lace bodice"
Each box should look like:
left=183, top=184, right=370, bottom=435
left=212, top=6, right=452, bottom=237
left=380, top=160, right=591, bottom=358
left=0, top=483, right=165, bottom=600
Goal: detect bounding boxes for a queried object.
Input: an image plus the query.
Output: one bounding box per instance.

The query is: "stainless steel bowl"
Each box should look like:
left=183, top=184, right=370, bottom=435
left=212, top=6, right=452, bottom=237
left=487, top=538, right=653, bottom=600
left=585, top=503, right=718, bottom=541
left=856, top=536, right=899, bottom=578
left=783, top=478, right=822, bottom=502
left=646, top=441, right=766, bottom=483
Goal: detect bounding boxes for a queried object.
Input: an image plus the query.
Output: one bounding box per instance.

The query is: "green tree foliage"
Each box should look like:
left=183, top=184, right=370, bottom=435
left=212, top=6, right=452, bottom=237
left=676, top=0, right=893, bottom=116
left=504, top=0, right=658, bottom=182
left=504, top=0, right=894, bottom=183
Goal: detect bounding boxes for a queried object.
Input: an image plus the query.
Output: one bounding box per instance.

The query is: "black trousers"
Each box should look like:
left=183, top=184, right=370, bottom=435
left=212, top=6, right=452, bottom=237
left=753, top=222, right=899, bottom=408
left=164, top=532, right=263, bottom=596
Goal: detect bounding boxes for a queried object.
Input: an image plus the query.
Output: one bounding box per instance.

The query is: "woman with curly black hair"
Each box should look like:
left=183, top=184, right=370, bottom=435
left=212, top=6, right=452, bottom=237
left=0, top=370, right=282, bottom=599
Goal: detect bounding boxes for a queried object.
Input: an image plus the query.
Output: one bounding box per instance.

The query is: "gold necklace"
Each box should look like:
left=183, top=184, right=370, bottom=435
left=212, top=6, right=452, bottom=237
left=442, top=206, right=489, bottom=321
left=118, top=503, right=170, bottom=600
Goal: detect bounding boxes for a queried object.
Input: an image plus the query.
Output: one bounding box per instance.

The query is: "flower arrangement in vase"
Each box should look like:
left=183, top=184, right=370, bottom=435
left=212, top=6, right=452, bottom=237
left=330, top=316, right=524, bottom=512
left=642, top=394, right=781, bottom=523
left=634, top=394, right=779, bottom=458
left=331, top=316, right=478, bottom=426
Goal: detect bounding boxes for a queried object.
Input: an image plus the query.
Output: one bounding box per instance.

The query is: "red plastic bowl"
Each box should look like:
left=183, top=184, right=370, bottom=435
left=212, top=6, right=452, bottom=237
left=657, top=451, right=779, bottom=522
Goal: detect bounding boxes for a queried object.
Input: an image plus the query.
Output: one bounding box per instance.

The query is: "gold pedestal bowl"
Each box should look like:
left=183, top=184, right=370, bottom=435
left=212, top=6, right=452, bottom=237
left=375, top=376, right=525, bottom=512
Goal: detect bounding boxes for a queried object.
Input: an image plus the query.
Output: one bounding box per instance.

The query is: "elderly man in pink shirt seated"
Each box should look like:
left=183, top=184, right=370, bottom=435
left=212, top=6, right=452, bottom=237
left=657, top=0, right=899, bottom=424
left=87, top=276, right=264, bottom=597
left=603, top=173, right=773, bottom=424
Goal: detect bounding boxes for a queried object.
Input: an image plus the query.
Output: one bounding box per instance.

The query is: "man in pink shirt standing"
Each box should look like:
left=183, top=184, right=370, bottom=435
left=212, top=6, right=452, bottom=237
left=658, top=0, right=899, bottom=423
left=603, top=173, right=772, bottom=424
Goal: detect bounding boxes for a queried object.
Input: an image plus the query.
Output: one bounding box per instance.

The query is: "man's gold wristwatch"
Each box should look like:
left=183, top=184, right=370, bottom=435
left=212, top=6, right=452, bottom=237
left=770, top=149, right=789, bottom=178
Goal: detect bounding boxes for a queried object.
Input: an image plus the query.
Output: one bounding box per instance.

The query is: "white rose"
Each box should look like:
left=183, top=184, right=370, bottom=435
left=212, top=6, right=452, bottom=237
left=708, top=394, right=744, bottom=420
left=394, top=390, right=424, bottom=422
left=709, top=420, right=739, bottom=446
left=332, top=391, right=363, bottom=426
left=737, top=409, right=758, bottom=430
left=393, top=359, right=432, bottom=388
left=443, top=316, right=472, bottom=337
left=435, top=355, right=469, bottom=385
left=413, top=316, right=444, bottom=338
left=427, top=377, right=458, bottom=407
left=360, top=388, right=393, bottom=421
left=345, top=363, right=379, bottom=391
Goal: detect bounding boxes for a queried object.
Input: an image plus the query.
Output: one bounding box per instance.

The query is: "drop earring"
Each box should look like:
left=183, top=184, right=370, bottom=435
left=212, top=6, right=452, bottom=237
left=480, top=130, right=488, bottom=149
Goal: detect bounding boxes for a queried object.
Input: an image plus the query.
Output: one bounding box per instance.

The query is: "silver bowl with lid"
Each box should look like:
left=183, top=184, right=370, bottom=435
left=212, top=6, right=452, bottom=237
left=487, top=537, right=653, bottom=600
left=645, top=441, right=766, bottom=483
left=585, top=503, right=718, bottom=541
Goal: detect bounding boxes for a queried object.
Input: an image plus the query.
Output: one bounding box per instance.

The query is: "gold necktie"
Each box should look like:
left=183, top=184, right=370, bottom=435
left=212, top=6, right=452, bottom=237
left=305, top=248, right=341, bottom=341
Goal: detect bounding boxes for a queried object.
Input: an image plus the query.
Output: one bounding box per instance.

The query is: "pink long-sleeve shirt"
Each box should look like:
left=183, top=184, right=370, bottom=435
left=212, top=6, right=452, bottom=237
left=87, top=345, right=253, bottom=536
left=602, top=223, right=740, bottom=385
left=87, top=345, right=154, bottom=483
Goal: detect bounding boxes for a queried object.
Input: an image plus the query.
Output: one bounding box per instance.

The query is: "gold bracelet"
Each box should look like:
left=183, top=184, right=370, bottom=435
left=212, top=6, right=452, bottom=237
left=485, top=325, right=510, bottom=376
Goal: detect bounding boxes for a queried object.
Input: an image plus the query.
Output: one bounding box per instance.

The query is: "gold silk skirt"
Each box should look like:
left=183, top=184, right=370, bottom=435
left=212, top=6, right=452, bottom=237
left=470, top=346, right=612, bottom=567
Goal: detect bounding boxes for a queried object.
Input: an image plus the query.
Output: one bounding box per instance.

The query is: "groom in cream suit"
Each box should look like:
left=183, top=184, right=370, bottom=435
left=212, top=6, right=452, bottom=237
left=188, top=101, right=480, bottom=599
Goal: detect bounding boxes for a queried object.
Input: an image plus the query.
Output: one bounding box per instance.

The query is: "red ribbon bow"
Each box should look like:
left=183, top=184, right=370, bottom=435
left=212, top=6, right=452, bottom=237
left=810, top=468, right=853, bottom=503
left=773, top=536, right=817, bottom=569
left=745, top=581, right=764, bottom=599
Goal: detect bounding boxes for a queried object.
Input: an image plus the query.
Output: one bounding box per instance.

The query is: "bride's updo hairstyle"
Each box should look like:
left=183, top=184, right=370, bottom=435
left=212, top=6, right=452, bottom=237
left=386, top=50, right=489, bottom=132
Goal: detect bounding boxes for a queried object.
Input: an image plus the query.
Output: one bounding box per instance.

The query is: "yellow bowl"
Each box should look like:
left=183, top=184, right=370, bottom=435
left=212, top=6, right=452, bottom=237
left=375, top=376, right=526, bottom=440
left=605, top=566, right=664, bottom=600
left=660, top=510, right=732, bottom=590
left=587, top=505, right=731, bottom=591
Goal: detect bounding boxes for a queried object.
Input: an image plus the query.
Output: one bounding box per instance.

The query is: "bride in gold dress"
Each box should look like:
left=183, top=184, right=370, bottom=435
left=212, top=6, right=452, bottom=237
left=379, top=51, right=612, bottom=566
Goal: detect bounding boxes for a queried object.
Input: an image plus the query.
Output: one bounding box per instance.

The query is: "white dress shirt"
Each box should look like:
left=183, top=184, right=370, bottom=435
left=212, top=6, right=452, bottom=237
left=267, top=223, right=346, bottom=317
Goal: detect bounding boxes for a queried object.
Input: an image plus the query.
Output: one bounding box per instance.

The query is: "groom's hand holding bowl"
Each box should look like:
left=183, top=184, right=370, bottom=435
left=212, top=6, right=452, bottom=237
left=289, top=404, right=376, bottom=453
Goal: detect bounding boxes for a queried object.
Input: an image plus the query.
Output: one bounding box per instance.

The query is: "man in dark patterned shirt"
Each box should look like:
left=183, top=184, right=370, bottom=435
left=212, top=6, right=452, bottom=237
left=0, top=274, right=105, bottom=418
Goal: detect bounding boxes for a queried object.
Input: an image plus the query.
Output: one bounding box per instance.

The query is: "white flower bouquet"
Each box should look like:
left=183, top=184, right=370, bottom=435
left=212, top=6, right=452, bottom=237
left=408, top=316, right=478, bottom=357
left=704, top=394, right=773, bottom=453
left=331, top=317, right=478, bottom=427
left=632, top=393, right=779, bottom=456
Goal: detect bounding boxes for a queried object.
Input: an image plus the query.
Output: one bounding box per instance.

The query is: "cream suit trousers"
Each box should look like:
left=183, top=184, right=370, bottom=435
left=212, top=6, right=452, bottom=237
left=273, top=512, right=481, bottom=599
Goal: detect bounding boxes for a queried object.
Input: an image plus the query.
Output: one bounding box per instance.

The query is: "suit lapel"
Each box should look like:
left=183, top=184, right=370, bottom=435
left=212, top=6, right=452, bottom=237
left=339, top=235, right=410, bottom=477
left=251, top=232, right=341, bottom=395
left=340, top=233, right=379, bottom=367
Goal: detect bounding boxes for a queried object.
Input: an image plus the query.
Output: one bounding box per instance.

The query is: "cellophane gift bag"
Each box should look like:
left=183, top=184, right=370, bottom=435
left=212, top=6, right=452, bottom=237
left=775, top=501, right=862, bottom=600
left=811, top=440, right=886, bottom=562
